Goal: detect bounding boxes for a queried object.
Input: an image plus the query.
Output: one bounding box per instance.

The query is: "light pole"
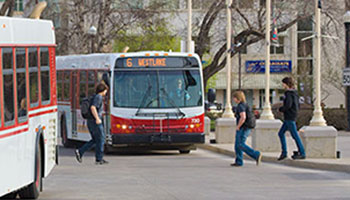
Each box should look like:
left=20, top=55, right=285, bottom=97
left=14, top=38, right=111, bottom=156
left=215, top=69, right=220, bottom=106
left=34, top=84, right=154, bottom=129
left=88, top=26, right=97, bottom=54
left=260, top=0, right=274, bottom=120
left=222, top=0, right=235, bottom=118
left=187, top=0, right=192, bottom=52
left=309, top=0, right=326, bottom=126
left=229, top=42, right=242, bottom=90
left=344, top=11, right=350, bottom=130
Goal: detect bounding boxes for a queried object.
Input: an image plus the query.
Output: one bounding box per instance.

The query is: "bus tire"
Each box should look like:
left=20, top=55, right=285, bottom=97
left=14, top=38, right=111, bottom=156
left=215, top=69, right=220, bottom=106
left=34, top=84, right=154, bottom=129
left=179, top=150, right=190, bottom=154
left=104, top=144, right=113, bottom=155
left=61, top=116, right=73, bottom=148
left=18, top=141, right=42, bottom=199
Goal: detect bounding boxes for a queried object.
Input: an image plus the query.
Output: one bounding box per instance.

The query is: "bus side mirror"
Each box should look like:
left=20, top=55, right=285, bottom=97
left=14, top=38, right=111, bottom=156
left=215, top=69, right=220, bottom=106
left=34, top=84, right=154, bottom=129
left=102, top=72, right=110, bottom=87
left=208, top=88, right=216, bottom=103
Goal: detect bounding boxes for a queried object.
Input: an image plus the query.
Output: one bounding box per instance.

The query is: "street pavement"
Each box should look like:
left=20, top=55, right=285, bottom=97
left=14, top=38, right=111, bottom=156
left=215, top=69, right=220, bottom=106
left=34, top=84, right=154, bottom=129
left=200, top=132, right=350, bottom=173
left=38, top=147, right=350, bottom=200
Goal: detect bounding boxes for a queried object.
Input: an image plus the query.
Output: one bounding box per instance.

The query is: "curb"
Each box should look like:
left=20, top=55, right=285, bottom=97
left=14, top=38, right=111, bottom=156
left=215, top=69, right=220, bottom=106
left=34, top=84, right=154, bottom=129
left=197, top=144, right=350, bottom=173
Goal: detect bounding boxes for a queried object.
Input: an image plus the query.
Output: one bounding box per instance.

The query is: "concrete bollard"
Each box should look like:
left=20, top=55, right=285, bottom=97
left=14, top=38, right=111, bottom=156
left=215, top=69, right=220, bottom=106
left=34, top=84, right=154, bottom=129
left=204, top=116, right=211, bottom=136
left=300, top=126, right=337, bottom=158
left=215, top=118, right=236, bottom=144
left=252, top=119, right=282, bottom=152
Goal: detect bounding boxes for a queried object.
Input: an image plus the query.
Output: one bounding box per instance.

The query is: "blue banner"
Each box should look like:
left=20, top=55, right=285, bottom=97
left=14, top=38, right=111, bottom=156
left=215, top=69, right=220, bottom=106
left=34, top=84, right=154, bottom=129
left=246, top=60, right=292, bottom=73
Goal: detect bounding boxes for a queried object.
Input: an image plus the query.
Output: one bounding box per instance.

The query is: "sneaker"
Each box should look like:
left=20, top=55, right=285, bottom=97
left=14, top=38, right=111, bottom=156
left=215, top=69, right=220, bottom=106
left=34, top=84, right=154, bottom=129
left=95, top=159, right=109, bottom=165
left=277, top=154, right=287, bottom=161
left=75, top=149, right=82, bottom=163
left=256, top=153, right=262, bottom=166
left=230, top=163, right=242, bottom=167
left=291, top=154, right=306, bottom=160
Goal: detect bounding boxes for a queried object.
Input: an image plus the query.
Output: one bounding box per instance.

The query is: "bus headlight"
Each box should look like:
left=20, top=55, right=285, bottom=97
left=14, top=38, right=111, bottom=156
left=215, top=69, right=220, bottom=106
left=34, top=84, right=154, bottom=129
left=122, top=125, right=127, bottom=130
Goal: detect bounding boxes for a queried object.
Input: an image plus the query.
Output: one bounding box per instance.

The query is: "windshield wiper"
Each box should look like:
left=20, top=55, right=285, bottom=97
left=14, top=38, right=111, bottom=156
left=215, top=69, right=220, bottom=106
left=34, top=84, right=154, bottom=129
left=135, top=84, right=152, bottom=116
left=160, top=88, right=185, bottom=118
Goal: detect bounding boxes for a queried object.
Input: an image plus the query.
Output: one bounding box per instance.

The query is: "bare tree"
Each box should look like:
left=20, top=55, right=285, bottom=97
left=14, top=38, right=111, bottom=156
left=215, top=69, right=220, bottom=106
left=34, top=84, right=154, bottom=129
left=346, top=0, right=350, bottom=10
left=0, top=0, right=14, bottom=16
left=42, top=0, right=163, bottom=55
left=193, top=0, right=316, bottom=88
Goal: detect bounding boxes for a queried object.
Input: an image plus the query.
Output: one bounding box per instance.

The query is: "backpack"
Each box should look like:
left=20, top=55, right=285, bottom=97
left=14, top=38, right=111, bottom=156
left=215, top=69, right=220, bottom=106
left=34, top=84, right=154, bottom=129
left=80, top=95, right=95, bottom=119
left=243, top=104, right=256, bottom=129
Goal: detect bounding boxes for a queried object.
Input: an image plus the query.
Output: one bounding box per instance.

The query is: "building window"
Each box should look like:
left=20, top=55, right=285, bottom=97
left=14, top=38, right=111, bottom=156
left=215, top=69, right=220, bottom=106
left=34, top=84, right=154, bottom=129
left=270, top=36, right=284, bottom=54
left=232, top=0, right=254, bottom=9
left=150, top=0, right=179, bottom=10
left=114, top=0, right=143, bottom=10
left=14, top=0, right=23, bottom=12
left=16, top=48, right=27, bottom=122
left=40, top=47, right=50, bottom=104
left=186, top=0, right=211, bottom=10
left=297, top=16, right=314, bottom=105
left=259, top=89, right=273, bottom=109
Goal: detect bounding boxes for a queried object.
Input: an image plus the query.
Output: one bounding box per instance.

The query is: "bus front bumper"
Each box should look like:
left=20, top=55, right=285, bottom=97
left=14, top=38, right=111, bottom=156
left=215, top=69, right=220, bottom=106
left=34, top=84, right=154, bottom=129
left=110, top=133, right=205, bottom=145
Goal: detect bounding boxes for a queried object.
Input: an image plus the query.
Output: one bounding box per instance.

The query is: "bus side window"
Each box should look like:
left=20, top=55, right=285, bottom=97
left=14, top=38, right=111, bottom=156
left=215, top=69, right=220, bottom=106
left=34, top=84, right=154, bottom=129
left=88, top=71, right=95, bottom=96
left=40, top=47, right=50, bottom=105
left=16, top=48, right=27, bottom=122
left=3, top=48, right=15, bottom=126
left=80, top=71, right=87, bottom=102
left=57, top=71, right=64, bottom=101
left=63, top=71, right=70, bottom=101
left=29, top=47, right=39, bottom=108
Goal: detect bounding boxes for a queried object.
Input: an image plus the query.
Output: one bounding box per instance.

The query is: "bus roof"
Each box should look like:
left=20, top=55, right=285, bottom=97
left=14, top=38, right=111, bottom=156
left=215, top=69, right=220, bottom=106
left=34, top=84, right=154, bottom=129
left=0, top=16, right=55, bottom=45
left=56, top=52, right=201, bottom=70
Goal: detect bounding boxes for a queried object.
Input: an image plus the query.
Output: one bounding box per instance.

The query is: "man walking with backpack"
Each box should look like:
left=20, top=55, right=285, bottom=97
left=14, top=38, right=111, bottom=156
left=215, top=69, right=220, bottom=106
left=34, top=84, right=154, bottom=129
left=231, top=91, right=262, bottom=167
left=277, top=77, right=306, bottom=160
left=75, top=83, right=109, bottom=165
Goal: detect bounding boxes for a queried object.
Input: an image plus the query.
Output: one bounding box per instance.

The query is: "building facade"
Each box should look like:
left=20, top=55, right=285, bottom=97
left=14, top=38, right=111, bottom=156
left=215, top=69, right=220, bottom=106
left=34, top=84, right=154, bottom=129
left=2, top=0, right=345, bottom=109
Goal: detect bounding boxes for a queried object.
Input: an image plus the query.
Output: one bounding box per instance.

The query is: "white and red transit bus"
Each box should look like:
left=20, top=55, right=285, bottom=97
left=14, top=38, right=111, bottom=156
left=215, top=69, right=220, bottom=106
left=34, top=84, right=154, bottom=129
left=0, top=17, right=58, bottom=199
left=56, top=52, right=204, bottom=153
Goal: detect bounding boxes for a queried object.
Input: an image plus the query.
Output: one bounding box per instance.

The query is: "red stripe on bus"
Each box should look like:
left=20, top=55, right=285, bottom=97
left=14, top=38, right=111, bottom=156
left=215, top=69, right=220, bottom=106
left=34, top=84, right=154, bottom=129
left=0, top=128, right=28, bottom=139
left=0, top=122, right=29, bottom=131
left=28, top=108, right=58, bottom=118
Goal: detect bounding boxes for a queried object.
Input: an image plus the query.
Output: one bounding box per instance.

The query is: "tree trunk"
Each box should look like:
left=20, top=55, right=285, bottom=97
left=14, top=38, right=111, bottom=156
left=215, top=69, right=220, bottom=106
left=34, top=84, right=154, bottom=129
left=0, top=0, right=14, bottom=16
left=346, top=0, right=350, bottom=10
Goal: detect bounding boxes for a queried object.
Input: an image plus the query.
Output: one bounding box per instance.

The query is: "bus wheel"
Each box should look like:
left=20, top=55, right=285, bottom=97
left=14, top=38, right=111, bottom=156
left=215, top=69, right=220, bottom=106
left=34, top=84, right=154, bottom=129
left=19, top=142, right=42, bottom=199
left=179, top=150, right=190, bottom=154
left=104, top=144, right=113, bottom=155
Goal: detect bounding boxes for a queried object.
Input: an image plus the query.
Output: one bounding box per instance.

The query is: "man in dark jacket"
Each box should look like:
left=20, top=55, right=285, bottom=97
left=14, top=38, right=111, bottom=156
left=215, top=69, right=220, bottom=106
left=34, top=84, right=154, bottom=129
left=277, top=77, right=306, bottom=160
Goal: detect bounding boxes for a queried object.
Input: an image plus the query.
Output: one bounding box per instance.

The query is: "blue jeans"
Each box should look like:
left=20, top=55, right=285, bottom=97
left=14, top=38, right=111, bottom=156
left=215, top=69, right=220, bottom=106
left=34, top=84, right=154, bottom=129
left=278, top=120, right=305, bottom=156
left=235, top=128, right=260, bottom=166
left=78, top=119, right=105, bottom=161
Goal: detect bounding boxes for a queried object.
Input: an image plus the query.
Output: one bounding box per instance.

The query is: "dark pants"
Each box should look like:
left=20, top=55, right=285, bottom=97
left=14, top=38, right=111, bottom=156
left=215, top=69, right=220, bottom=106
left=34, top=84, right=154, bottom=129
left=278, top=120, right=305, bottom=156
left=78, top=119, right=105, bottom=161
left=235, top=128, right=260, bottom=166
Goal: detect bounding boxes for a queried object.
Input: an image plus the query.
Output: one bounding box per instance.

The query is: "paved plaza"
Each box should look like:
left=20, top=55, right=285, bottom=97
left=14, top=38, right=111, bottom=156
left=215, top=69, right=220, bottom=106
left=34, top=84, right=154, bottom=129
left=38, top=146, right=350, bottom=200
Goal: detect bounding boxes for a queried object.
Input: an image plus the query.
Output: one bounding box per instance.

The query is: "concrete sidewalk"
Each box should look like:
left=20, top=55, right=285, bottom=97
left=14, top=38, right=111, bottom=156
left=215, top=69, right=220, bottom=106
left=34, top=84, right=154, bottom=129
left=197, top=131, right=350, bottom=173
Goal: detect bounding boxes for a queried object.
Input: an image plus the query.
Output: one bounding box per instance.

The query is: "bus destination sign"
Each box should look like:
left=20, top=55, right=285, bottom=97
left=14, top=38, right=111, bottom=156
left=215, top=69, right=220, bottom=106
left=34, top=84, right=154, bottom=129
left=115, top=57, right=199, bottom=68
left=127, top=58, right=166, bottom=67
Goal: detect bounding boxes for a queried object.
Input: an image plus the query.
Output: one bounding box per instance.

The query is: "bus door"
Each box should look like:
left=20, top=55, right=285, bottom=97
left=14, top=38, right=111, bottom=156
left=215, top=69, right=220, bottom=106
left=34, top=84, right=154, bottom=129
left=97, top=71, right=111, bottom=144
left=71, top=71, right=78, bottom=138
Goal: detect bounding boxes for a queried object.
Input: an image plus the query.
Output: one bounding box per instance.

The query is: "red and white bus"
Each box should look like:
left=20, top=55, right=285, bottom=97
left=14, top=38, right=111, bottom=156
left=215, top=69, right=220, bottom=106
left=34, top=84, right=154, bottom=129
left=56, top=52, right=204, bottom=153
left=0, top=17, right=57, bottom=199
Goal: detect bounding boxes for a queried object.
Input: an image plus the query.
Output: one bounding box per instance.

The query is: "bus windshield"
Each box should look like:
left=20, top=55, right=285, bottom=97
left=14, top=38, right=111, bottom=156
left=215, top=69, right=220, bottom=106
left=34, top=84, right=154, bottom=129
left=114, top=70, right=202, bottom=108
